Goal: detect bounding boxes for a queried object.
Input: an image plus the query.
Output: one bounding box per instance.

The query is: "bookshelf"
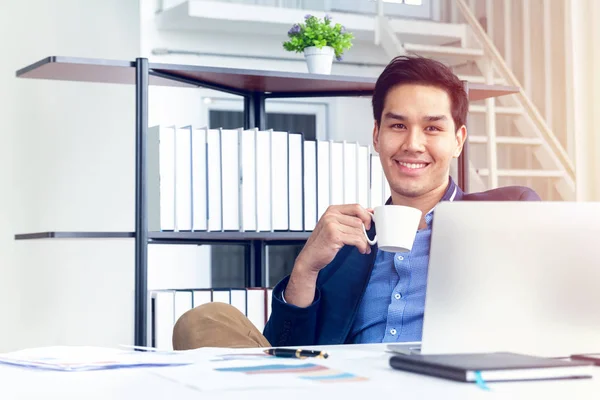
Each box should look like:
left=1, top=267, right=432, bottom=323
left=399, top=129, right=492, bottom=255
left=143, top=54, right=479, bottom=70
left=14, top=56, right=520, bottom=347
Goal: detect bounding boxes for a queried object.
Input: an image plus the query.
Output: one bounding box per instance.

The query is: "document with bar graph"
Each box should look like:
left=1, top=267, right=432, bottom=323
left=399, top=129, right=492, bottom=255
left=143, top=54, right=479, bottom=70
left=151, top=348, right=370, bottom=392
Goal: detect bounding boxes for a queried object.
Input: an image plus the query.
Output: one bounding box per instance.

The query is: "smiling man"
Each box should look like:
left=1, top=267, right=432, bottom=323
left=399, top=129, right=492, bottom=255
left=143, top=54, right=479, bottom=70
left=172, top=56, right=540, bottom=350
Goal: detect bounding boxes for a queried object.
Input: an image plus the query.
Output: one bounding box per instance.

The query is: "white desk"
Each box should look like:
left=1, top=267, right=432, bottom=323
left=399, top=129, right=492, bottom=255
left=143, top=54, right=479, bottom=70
left=1, top=344, right=598, bottom=400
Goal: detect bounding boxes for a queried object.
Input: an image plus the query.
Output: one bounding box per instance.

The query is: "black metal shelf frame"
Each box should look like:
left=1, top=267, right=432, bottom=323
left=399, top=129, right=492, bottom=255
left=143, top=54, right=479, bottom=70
left=135, top=61, right=369, bottom=346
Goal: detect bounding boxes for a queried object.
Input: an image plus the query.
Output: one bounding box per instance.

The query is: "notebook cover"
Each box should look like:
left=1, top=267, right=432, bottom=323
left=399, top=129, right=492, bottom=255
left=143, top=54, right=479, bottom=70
left=389, top=352, right=593, bottom=383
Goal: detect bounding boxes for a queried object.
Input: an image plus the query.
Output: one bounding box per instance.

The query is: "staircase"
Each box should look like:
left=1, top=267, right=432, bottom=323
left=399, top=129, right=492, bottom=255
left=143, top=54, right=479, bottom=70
left=375, top=0, right=574, bottom=200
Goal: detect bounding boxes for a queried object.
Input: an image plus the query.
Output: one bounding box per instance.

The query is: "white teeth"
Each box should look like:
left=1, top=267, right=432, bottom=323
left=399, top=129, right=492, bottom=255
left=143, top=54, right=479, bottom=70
left=398, top=161, right=427, bottom=169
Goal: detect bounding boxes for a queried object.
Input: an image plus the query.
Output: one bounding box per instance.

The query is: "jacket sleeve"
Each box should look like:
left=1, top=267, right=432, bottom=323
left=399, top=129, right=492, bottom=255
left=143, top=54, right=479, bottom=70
left=262, top=275, right=321, bottom=346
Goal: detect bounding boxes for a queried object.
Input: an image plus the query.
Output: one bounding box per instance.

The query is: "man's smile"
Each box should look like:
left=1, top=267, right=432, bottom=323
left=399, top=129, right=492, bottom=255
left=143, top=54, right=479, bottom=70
left=393, top=159, right=431, bottom=175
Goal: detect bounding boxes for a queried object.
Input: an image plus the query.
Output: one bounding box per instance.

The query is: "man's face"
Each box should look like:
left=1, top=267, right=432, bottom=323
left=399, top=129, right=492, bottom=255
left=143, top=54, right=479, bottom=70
left=373, top=84, right=467, bottom=198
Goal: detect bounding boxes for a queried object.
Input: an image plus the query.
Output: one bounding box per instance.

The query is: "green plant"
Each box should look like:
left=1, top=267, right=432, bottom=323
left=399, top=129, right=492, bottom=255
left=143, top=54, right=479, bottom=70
left=283, top=14, right=354, bottom=61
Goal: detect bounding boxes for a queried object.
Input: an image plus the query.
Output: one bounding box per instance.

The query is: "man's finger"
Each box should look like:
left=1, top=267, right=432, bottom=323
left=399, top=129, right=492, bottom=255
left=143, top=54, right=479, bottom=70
left=338, top=231, right=371, bottom=255
left=333, top=204, right=373, bottom=230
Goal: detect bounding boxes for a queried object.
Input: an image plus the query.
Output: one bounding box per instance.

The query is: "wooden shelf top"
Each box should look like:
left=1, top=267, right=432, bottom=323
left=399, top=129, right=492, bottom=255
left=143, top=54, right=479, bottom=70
left=14, top=232, right=135, bottom=240
left=149, top=231, right=311, bottom=243
left=16, top=56, right=520, bottom=100
left=14, top=231, right=311, bottom=243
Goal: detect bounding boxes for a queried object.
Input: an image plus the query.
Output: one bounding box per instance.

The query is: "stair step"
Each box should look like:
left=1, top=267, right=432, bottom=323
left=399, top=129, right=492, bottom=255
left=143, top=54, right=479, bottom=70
left=403, top=43, right=484, bottom=60
left=387, top=18, right=466, bottom=47
left=469, top=136, right=543, bottom=145
left=458, top=75, right=507, bottom=85
left=476, top=169, right=565, bottom=178
left=469, top=105, right=523, bottom=115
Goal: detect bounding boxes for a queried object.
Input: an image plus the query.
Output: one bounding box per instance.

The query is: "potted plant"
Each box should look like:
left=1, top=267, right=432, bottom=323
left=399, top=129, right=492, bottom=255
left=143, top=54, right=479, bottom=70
left=283, top=14, right=354, bottom=75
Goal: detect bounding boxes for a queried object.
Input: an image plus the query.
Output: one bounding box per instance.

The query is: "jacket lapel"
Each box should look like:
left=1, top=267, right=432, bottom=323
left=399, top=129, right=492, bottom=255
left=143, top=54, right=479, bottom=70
left=315, top=227, right=378, bottom=345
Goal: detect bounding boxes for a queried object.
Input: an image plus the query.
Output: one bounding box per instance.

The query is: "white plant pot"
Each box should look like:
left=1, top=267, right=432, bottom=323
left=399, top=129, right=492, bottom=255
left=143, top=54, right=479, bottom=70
left=303, top=46, right=334, bottom=75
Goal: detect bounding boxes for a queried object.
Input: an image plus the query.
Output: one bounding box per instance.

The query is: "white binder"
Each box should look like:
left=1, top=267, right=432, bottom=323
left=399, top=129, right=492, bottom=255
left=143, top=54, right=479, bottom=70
left=288, top=132, right=304, bottom=231
left=220, top=128, right=240, bottom=231
left=192, top=289, right=212, bottom=308
left=246, top=288, right=267, bottom=332
left=212, top=289, right=231, bottom=304
left=175, top=126, right=193, bottom=231
left=173, top=290, right=193, bottom=323
left=191, top=127, right=208, bottom=231
left=151, top=290, right=175, bottom=350
left=330, top=141, right=344, bottom=206
left=256, top=130, right=272, bottom=231
left=303, top=140, right=317, bottom=231
left=267, top=288, right=273, bottom=320
left=316, top=140, right=330, bottom=220
left=240, top=129, right=257, bottom=232
left=343, top=141, right=358, bottom=205
left=147, top=125, right=175, bottom=232
left=271, top=130, right=289, bottom=231
left=206, top=129, right=222, bottom=231
left=230, top=289, right=248, bottom=316
left=370, top=153, right=384, bottom=207
left=358, top=144, right=370, bottom=208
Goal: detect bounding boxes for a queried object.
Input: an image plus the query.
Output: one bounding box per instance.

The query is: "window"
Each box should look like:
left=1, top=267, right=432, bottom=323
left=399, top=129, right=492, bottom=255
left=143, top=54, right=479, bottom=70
left=204, top=97, right=327, bottom=140
left=209, top=110, right=317, bottom=141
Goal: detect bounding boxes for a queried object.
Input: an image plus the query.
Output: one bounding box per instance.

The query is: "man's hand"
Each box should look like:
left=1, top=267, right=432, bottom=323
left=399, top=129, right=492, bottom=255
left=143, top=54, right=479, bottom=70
left=284, top=204, right=374, bottom=307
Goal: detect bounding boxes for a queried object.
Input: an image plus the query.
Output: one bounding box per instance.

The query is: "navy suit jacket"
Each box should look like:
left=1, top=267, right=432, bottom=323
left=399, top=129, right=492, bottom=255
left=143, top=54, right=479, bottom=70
left=263, top=181, right=541, bottom=346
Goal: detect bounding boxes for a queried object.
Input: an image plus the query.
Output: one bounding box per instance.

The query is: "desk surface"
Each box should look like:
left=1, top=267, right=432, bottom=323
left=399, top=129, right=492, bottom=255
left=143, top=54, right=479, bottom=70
left=1, top=344, right=598, bottom=399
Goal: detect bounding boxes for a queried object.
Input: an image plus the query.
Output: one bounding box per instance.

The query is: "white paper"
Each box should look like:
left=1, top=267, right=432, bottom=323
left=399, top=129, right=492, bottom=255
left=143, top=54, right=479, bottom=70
left=0, top=346, right=191, bottom=372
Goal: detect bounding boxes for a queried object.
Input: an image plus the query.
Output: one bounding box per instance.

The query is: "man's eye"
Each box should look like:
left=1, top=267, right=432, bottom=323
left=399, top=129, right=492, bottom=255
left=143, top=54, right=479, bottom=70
left=425, top=126, right=441, bottom=132
left=392, top=123, right=406, bottom=129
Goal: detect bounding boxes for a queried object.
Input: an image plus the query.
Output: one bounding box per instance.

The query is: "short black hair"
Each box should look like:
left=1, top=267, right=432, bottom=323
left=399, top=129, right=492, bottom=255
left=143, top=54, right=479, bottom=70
left=372, top=56, right=468, bottom=131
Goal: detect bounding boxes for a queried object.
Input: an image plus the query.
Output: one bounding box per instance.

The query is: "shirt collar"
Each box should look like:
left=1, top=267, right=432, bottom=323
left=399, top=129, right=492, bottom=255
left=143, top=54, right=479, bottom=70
left=424, top=177, right=459, bottom=226
left=383, top=177, right=460, bottom=226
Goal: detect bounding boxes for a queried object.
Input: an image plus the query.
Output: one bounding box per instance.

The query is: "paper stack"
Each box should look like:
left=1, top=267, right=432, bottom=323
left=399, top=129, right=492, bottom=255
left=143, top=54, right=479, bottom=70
left=0, top=346, right=191, bottom=372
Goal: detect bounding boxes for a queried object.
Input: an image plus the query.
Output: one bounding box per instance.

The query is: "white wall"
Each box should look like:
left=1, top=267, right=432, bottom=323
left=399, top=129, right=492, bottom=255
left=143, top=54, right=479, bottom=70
left=0, top=1, right=19, bottom=353
left=2, top=0, right=141, bottom=351
left=329, top=97, right=375, bottom=145
left=1, top=0, right=214, bottom=352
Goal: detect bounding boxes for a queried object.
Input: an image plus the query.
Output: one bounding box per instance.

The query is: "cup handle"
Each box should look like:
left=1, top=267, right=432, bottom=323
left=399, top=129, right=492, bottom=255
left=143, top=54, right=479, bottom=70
left=362, top=212, right=377, bottom=246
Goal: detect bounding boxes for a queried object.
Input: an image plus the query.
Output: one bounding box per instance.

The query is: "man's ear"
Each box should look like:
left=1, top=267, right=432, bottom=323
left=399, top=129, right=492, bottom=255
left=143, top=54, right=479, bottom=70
left=373, top=121, right=380, bottom=153
left=453, top=125, right=467, bottom=158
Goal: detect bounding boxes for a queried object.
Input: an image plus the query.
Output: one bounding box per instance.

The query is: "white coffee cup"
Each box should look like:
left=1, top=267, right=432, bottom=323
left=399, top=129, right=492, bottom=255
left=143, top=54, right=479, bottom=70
left=362, top=205, right=423, bottom=253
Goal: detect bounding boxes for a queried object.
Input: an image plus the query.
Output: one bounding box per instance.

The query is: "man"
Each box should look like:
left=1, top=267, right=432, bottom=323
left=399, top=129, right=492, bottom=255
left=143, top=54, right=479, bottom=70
left=172, top=56, right=540, bottom=350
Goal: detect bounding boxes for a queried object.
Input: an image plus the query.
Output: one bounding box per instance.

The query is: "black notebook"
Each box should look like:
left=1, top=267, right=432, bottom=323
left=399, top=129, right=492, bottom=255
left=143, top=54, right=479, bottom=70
left=389, top=352, right=593, bottom=383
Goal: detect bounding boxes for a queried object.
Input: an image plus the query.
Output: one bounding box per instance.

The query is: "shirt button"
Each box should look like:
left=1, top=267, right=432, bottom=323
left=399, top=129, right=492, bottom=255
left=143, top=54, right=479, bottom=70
left=397, top=255, right=404, bottom=261
left=390, top=329, right=397, bottom=335
left=394, top=293, right=402, bottom=300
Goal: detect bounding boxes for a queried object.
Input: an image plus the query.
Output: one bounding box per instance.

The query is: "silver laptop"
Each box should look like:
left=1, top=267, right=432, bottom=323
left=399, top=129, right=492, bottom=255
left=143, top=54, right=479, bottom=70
left=388, top=202, right=600, bottom=358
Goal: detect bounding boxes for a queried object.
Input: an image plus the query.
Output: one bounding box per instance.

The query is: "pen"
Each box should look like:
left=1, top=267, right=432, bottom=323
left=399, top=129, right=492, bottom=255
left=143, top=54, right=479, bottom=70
left=264, top=348, right=329, bottom=359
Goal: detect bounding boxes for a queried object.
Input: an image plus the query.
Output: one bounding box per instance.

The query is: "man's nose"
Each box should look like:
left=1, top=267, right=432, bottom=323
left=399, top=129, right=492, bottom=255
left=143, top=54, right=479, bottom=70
left=402, top=128, right=426, bottom=152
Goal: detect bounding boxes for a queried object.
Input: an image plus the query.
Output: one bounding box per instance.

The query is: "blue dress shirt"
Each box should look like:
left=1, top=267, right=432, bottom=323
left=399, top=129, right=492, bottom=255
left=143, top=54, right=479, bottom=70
left=347, top=209, right=435, bottom=344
